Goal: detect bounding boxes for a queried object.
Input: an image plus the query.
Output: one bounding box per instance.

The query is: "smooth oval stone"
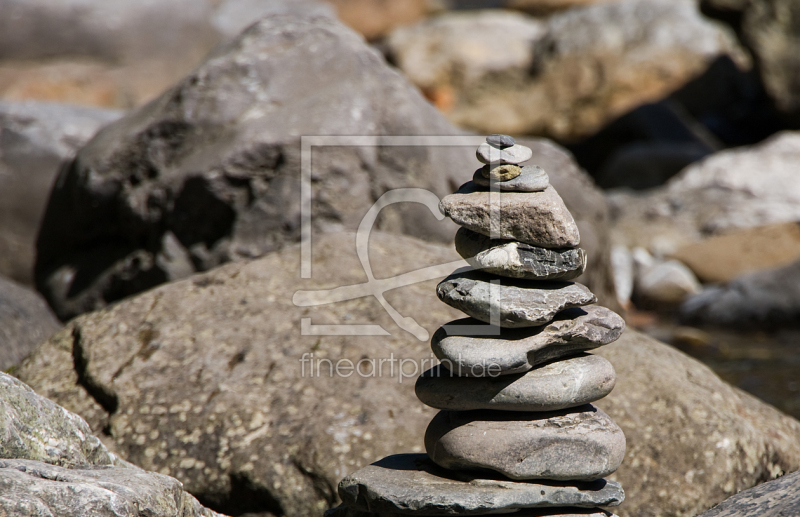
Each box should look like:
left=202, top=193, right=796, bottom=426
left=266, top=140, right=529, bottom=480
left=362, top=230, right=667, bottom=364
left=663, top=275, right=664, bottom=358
left=425, top=405, right=626, bottom=481
left=476, top=142, right=533, bottom=165
left=486, top=134, right=515, bottom=149
left=416, top=354, right=616, bottom=411
left=473, top=165, right=550, bottom=192
left=431, top=305, right=625, bottom=377
left=482, top=163, right=522, bottom=181
left=455, top=227, right=587, bottom=281
left=439, top=183, right=580, bottom=248
left=436, top=270, right=595, bottom=328
left=337, top=453, right=624, bottom=515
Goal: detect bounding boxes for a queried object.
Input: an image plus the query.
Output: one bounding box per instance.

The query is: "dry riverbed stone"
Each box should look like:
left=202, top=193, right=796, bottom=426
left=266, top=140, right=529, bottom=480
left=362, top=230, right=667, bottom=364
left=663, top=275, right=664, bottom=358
left=431, top=306, right=625, bottom=376
left=436, top=270, right=595, bottom=327
left=337, top=454, right=624, bottom=515
left=425, top=405, right=626, bottom=481
left=472, top=165, right=550, bottom=192
left=455, top=227, right=586, bottom=280
left=439, top=183, right=580, bottom=248
left=416, top=354, right=616, bottom=411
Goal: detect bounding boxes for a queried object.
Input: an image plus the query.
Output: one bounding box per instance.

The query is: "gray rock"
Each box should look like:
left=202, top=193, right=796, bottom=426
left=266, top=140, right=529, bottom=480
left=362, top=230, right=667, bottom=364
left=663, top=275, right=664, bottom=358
left=34, top=13, right=475, bottom=321
left=486, top=134, right=515, bottom=149
left=680, top=257, right=800, bottom=328
left=425, top=405, right=626, bottom=481
left=473, top=164, right=550, bottom=192
left=695, top=469, right=800, bottom=517
left=0, top=459, right=223, bottom=517
left=455, top=227, right=586, bottom=280
left=415, top=354, right=616, bottom=412
left=338, top=454, right=624, bottom=515
left=476, top=142, right=533, bottom=165
left=483, top=163, right=522, bottom=181
left=439, top=183, right=580, bottom=249
left=0, top=101, right=122, bottom=285
left=635, top=259, right=701, bottom=306
left=432, top=306, right=625, bottom=377
left=0, top=276, right=61, bottom=372
left=436, top=270, right=595, bottom=327
left=326, top=506, right=616, bottom=517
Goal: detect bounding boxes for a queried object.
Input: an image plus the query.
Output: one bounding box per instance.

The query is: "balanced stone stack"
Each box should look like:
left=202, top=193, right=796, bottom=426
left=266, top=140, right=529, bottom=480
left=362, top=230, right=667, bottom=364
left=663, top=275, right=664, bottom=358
left=328, top=135, right=627, bottom=517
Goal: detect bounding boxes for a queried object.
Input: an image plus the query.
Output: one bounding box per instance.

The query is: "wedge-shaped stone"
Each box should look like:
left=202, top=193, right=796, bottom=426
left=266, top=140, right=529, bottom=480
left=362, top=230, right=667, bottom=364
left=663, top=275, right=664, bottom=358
left=416, top=354, right=615, bottom=411
left=337, top=454, right=624, bottom=515
left=436, top=270, right=595, bottom=327
left=472, top=165, right=550, bottom=192
left=425, top=405, right=626, bottom=481
left=455, top=227, right=586, bottom=280
left=439, top=183, right=579, bottom=248
left=431, top=305, right=625, bottom=376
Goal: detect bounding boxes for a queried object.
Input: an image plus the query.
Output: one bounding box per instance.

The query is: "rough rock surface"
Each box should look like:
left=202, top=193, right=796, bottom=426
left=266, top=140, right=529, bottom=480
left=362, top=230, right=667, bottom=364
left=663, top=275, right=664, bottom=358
left=440, top=184, right=581, bottom=248
left=337, top=454, right=624, bottom=515
left=416, top=355, right=615, bottom=412
left=695, top=469, right=800, bottom=517
left=436, top=270, right=596, bottom=327
left=0, top=101, right=122, bottom=285
left=34, top=13, right=475, bottom=321
left=455, top=228, right=586, bottom=280
left=386, top=2, right=747, bottom=140
left=19, top=230, right=800, bottom=516
left=680, top=258, right=800, bottom=328
left=431, top=306, right=625, bottom=376
left=610, top=132, right=800, bottom=254
left=0, top=459, right=224, bottom=517
left=0, top=276, right=61, bottom=372
left=425, top=406, right=626, bottom=481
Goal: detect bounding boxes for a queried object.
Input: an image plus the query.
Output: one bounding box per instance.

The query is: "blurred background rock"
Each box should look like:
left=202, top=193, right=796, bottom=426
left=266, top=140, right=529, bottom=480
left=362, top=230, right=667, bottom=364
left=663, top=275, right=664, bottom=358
left=1, top=0, right=800, bottom=515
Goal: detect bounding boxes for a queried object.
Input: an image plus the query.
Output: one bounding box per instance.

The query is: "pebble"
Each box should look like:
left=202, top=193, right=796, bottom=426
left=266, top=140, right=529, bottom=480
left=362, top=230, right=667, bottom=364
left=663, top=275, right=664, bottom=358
left=424, top=405, right=626, bottom=481
left=455, top=227, right=586, bottom=280
left=486, top=134, right=515, bottom=149
left=439, top=183, right=580, bottom=248
left=436, top=270, right=595, bottom=328
left=337, top=454, right=624, bottom=515
left=482, top=163, right=522, bottom=181
left=416, top=354, right=616, bottom=411
left=473, top=164, right=550, bottom=192
left=431, top=305, right=625, bottom=376
left=476, top=142, right=533, bottom=165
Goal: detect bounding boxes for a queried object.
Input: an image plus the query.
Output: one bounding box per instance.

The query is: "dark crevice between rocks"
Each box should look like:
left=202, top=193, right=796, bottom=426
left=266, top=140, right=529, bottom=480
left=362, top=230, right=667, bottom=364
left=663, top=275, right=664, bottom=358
left=197, top=473, right=285, bottom=517
left=71, top=326, right=118, bottom=435
left=292, top=458, right=338, bottom=510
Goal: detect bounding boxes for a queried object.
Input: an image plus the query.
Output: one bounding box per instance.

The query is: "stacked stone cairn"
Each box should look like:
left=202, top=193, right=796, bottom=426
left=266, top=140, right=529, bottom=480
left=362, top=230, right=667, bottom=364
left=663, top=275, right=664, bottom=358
left=328, top=135, right=627, bottom=517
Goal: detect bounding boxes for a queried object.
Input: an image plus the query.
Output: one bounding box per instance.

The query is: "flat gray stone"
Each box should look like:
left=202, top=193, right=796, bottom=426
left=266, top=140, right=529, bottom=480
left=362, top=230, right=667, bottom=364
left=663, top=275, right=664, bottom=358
left=477, top=142, right=533, bottom=165
left=486, top=134, right=515, bottom=149
left=431, top=305, right=625, bottom=376
left=416, top=354, right=616, bottom=411
left=439, top=184, right=580, bottom=248
left=338, top=453, right=624, bottom=515
left=473, top=165, right=550, bottom=192
left=425, top=405, right=626, bottom=481
left=455, top=227, right=586, bottom=280
left=436, top=270, right=596, bottom=327
left=326, top=505, right=616, bottom=516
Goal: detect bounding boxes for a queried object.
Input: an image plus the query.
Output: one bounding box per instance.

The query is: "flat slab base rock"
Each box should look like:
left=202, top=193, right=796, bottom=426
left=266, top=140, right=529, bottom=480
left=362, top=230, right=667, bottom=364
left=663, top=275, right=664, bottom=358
left=437, top=270, right=595, bottom=328
left=416, top=354, right=615, bottom=411
left=327, top=505, right=617, bottom=516
left=439, top=184, right=580, bottom=248
left=432, top=306, right=625, bottom=376
left=337, top=454, right=623, bottom=515
left=455, top=228, right=586, bottom=281
left=425, top=405, right=626, bottom=481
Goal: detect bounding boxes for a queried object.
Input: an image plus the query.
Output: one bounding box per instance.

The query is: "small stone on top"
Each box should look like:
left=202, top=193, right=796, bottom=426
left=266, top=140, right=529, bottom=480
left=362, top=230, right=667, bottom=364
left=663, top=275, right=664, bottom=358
left=487, top=134, right=515, bottom=149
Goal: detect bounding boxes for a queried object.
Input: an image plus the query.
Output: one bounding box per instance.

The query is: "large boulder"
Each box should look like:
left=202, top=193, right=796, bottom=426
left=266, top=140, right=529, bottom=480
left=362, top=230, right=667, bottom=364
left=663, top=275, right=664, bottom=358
left=385, top=0, right=748, bottom=141
left=34, top=13, right=478, bottom=321
left=696, top=469, right=800, bottom=517
left=0, top=371, right=224, bottom=517
left=18, top=231, right=800, bottom=517
left=0, top=275, right=61, bottom=372
left=0, top=100, right=122, bottom=284
left=609, top=131, right=800, bottom=255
